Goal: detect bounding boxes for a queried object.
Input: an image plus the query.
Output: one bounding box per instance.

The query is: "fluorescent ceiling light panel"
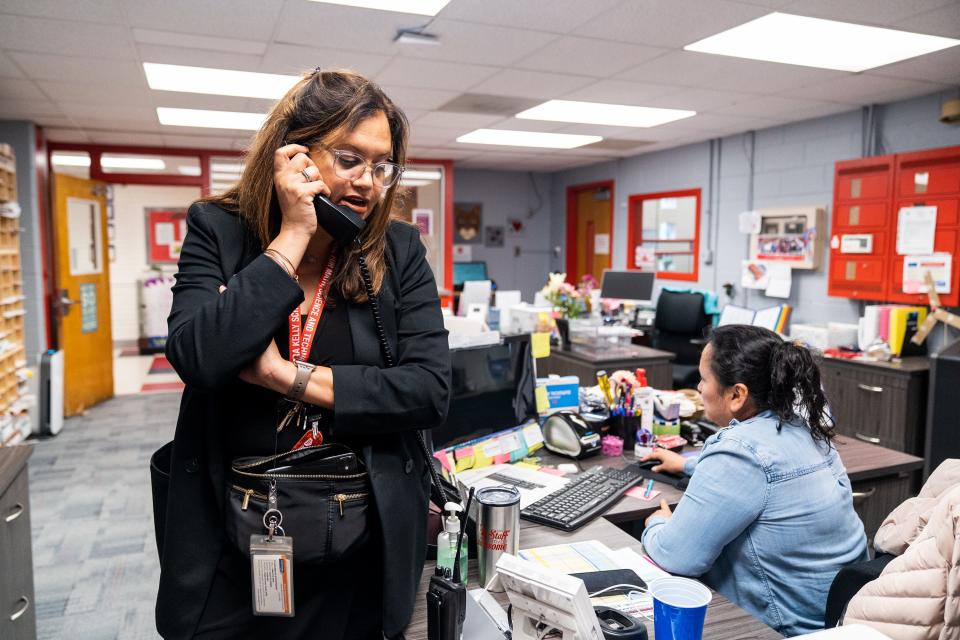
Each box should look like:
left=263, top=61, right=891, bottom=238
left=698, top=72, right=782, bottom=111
left=144, top=63, right=298, bottom=99
left=402, top=169, right=442, bottom=180
left=177, top=166, right=202, bottom=176
left=52, top=154, right=165, bottom=170
left=211, top=172, right=240, bottom=182
left=157, top=107, right=266, bottom=130
left=684, top=12, right=960, bottom=72
left=101, top=156, right=166, bottom=170
left=211, top=163, right=244, bottom=173
left=457, top=129, right=602, bottom=149
left=399, top=179, right=432, bottom=187
left=516, top=100, right=695, bottom=128
left=52, top=154, right=91, bottom=167
left=307, top=0, right=451, bottom=16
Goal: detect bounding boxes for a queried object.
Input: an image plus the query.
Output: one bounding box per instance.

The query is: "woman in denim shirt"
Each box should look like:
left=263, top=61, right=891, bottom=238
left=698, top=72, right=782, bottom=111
left=641, top=325, right=868, bottom=637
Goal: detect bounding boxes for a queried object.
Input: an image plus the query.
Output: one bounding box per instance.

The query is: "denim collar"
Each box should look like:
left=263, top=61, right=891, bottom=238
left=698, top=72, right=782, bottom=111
left=727, top=409, right=777, bottom=428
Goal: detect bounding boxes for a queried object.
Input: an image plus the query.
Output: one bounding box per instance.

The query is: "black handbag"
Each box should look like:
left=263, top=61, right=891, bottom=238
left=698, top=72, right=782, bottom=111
left=225, top=443, right=373, bottom=565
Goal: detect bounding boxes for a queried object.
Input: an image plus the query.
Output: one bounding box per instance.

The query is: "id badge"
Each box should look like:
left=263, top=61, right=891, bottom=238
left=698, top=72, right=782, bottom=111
left=250, top=534, right=295, bottom=617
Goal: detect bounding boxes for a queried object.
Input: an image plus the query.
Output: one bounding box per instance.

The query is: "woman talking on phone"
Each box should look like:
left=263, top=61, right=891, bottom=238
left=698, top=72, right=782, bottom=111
left=154, top=69, right=450, bottom=639
left=640, top=325, right=867, bottom=637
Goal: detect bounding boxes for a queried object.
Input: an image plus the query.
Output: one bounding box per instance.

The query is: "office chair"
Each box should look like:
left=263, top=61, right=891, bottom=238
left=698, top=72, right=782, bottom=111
left=824, top=553, right=896, bottom=627
left=651, top=290, right=712, bottom=389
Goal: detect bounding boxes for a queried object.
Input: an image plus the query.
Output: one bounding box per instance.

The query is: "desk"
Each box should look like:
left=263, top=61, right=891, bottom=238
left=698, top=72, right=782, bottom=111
left=405, top=516, right=781, bottom=640
left=539, top=343, right=675, bottom=389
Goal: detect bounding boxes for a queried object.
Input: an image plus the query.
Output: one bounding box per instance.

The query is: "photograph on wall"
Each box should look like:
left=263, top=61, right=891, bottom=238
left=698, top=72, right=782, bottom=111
left=484, top=225, right=504, bottom=248
left=454, top=202, right=482, bottom=244
left=749, top=206, right=824, bottom=270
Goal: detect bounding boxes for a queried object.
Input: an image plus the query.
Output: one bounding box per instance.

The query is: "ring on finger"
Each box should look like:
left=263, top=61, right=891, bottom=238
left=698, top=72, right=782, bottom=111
left=301, top=168, right=313, bottom=182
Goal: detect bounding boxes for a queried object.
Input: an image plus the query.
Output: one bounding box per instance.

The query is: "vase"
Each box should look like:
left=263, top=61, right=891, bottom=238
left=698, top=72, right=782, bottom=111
left=556, top=317, right=571, bottom=351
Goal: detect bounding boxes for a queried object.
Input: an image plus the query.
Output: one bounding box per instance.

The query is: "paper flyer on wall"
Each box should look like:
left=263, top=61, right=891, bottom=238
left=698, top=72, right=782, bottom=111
left=896, top=206, right=936, bottom=255
left=903, top=254, right=952, bottom=294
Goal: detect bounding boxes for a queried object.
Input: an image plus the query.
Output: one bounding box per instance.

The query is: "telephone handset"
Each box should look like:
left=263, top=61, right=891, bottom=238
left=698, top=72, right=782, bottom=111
left=314, top=194, right=366, bottom=247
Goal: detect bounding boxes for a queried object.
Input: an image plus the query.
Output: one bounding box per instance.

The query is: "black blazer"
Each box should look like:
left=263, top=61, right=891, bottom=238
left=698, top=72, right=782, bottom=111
left=156, top=202, right=451, bottom=638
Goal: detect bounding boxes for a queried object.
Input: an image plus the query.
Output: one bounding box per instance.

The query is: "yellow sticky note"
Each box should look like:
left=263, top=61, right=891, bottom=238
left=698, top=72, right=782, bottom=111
left=531, top=332, right=551, bottom=359
left=514, top=460, right=541, bottom=470
left=535, top=385, right=549, bottom=414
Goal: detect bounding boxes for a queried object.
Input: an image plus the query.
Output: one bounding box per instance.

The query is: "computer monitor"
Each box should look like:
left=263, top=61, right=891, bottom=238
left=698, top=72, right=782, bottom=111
left=453, top=261, right=489, bottom=287
left=432, top=340, right=537, bottom=449
left=600, top=269, right=654, bottom=304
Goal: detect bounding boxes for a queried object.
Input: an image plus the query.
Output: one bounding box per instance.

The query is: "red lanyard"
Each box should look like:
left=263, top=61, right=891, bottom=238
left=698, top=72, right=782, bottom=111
left=288, top=251, right=338, bottom=362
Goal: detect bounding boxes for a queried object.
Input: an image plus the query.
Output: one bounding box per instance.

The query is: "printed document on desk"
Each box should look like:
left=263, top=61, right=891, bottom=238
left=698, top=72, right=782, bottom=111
left=456, top=464, right=568, bottom=510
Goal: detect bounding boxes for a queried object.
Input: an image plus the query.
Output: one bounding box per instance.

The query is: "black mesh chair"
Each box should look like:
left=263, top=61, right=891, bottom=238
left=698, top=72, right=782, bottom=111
left=651, top=290, right=712, bottom=389
left=824, top=553, right=896, bottom=627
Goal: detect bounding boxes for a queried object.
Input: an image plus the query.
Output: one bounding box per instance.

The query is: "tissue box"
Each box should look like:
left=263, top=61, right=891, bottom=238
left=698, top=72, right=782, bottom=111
left=790, top=324, right=829, bottom=350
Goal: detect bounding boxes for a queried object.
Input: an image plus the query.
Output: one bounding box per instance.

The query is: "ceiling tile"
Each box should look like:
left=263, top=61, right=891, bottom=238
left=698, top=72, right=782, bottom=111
left=408, top=146, right=477, bottom=160
left=0, top=78, right=45, bottom=101
left=779, top=73, right=949, bottom=105
left=0, top=0, right=124, bottom=24
left=87, top=131, right=168, bottom=145
left=125, top=0, right=283, bottom=40
left=468, top=69, right=594, bottom=100
left=0, top=98, right=65, bottom=119
left=397, top=19, right=558, bottom=67
left=376, top=58, right=499, bottom=91
left=515, top=36, right=667, bottom=78
left=641, top=87, right=757, bottom=111
left=136, top=44, right=262, bottom=72
left=408, top=125, right=469, bottom=146
left=57, top=101, right=156, bottom=122
left=132, top=28, right=268, bottom=55
left=36, top=81, right=154, bottom=106
left=152, top=92, right=263, bottom=112
left=7, top=52, right=143, bottom=85
left=869, top=45, right=960, bottom=84
left=44, top=128, right=91, bottom=143
left=893, top=3, right=960, bottom=38
left=259, top=43, right=392, bottom=77
left=0, top=15, right=135, bottom=58
left=0, top=52, right=23, bottom=79
left=617, top=51, right=846, bottom=94
left=559, top=79, right=686, bottom=104
left=712, top=95, right=851, bottom=119
left=273, top=2, right=424, bottom=55
left=489, top=118, right=569, bottom=133
left=781, top=0, right=956, bottom=28
left=437, top=0, right=621, bottom=34
left=377, top=86, right=461, bottom=111
left=414, top=112, right=506, bottom=130
left=161, top=134, right=235, bottom=149
left=577, top=0, right=770, bottom=48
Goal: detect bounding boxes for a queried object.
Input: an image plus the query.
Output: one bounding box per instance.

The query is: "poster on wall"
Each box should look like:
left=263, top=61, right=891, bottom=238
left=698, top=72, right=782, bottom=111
left=485, top=225, right=504, bottom=247
left=634, top=246, right=656, bottom=271
left=903, top=254, right=952, bottom=294
left=412, top=208, right=433, bottom=235
left=146, top=208, right=188, bottom=264
left=453, top=202, right=482, bottom=244
left=749, top=206, right=825, bottom=270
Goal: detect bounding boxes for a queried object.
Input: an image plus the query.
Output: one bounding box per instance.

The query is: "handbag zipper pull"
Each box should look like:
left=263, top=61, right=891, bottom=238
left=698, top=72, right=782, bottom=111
left=268, top=481, right=278, bottom=511
left=241, top=489, right=254, bottom=511
left=335, top=493, right=346, bottom=517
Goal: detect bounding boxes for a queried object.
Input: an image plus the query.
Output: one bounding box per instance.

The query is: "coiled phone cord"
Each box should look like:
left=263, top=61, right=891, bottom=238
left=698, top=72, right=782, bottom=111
left=357, top=250, right=454, bottom=505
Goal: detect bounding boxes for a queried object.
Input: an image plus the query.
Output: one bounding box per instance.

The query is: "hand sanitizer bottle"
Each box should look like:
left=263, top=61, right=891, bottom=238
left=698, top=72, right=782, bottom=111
left=437, top=501, right=468, bottom=583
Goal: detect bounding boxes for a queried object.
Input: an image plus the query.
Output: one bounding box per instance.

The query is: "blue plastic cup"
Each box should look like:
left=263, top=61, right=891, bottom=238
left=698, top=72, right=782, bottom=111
left=650, top=577, right=712, bottom=640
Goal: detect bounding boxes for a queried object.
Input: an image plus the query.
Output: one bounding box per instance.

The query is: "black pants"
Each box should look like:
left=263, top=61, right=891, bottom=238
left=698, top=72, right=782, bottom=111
left=194, top=527, right=384, bottom=640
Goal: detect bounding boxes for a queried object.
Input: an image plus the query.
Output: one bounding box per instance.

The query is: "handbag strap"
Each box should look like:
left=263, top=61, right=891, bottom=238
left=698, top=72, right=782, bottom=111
left=357, top=249, right=453, bottom=505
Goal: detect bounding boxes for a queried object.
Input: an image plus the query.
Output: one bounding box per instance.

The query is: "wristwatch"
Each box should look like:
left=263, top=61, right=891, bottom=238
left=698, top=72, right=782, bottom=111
left=286, top=360, right=316, bottom=401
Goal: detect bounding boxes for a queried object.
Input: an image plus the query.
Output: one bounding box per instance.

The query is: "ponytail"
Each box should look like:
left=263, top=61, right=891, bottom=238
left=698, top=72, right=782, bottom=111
left=709, top=325, right=835, bottom=443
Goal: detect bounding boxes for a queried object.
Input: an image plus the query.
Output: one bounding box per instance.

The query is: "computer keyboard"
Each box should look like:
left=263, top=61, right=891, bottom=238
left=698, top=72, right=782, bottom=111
left=520, top=465, right=644, bottom=531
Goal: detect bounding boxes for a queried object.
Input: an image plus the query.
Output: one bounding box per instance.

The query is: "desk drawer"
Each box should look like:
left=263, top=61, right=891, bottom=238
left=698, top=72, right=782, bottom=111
left=0, top=469, right=36, bottom=640
left=851, top=473, right=913, bottom=545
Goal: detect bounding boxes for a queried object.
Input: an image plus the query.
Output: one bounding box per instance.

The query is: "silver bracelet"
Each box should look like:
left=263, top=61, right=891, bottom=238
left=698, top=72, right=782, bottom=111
left=286, top=360, right=315, bottom=401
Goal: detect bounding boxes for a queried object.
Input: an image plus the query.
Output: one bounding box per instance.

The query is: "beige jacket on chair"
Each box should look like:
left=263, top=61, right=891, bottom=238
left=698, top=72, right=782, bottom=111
left=843, top=459, right=960, bottom=640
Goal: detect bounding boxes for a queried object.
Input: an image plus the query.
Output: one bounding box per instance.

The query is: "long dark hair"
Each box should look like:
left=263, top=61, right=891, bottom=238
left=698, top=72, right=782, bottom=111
left=204, top=68, right=409, bottom=302
left=708, top=324, right=835, bottom=443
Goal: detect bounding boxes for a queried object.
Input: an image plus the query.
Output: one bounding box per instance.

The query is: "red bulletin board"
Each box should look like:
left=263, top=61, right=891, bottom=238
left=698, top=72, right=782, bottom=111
left=146, top=208, right=188, bottom=264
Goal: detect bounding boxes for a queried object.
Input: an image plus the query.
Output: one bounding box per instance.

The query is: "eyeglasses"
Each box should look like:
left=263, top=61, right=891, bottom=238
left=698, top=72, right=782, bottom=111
left=317, top=145, right=404, bottom=188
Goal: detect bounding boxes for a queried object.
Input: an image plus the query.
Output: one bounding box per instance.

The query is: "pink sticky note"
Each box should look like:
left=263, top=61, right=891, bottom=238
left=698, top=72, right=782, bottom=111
left=626, top=486, right=661, bottom=501
left=493, top=453, right=511, bottom=465
left=539, top=467, right=568, bottom=477
left=434, top=451, right=452, bottom=473
left=454, top=446, right=474, bottom=459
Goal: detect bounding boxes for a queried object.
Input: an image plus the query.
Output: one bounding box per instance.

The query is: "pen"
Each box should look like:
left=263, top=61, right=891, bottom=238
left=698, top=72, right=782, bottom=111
left=643, top=478, right=654, bottom=498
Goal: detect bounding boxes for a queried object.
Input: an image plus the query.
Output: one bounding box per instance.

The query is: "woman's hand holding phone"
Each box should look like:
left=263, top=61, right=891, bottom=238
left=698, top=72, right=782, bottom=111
left=273, top=143, right=330, bottom=240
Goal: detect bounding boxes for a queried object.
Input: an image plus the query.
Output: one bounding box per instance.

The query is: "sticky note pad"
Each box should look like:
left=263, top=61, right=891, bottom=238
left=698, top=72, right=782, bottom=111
left=539, top=467, right=567, bottom=477
left=454, top=454, right=476, bottom=473
left=531, top=332, right=551, bottom=359
left=454, top=446, right=474, bottom=459
left=626, top=486, right=661, bottom=502
left=433, top=451, right=452, bottom=473
left=493, top=453, right=511, bottom=465
left=514, top=461, right=540, bottom=470
left=535, top=386, right=550, bottom=414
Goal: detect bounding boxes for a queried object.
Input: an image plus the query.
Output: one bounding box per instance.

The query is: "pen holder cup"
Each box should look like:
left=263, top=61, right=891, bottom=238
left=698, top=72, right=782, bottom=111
left=609, top=415, right=642, bottom=450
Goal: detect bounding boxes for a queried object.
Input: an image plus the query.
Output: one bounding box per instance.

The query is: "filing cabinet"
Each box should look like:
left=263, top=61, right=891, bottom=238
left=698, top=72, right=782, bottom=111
left=0, top=445, right=35, bottom=640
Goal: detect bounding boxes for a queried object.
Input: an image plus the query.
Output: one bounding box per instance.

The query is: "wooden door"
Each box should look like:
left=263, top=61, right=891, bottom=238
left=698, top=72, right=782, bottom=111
left=52, top=173, right=113, bottom=415
left=568, top=183, right=613, bottom=282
